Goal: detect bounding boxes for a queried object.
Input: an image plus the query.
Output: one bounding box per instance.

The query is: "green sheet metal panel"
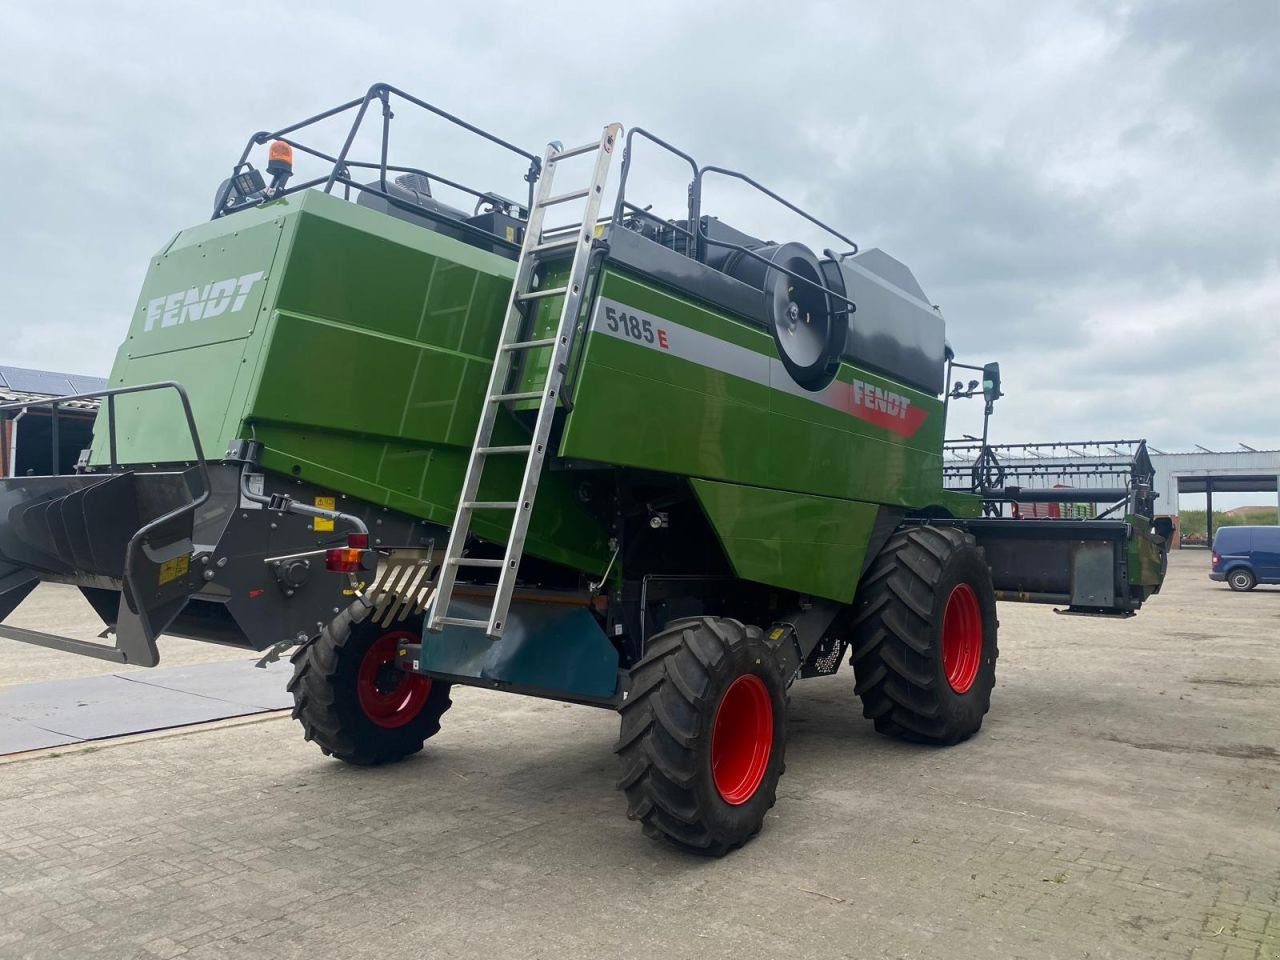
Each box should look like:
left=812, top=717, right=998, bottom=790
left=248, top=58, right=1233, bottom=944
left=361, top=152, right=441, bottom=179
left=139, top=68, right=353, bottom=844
left=561, top=268, right=946, bottom=509
left=690, top=479, right=881, bottom=601
left=92, top=208, right=290, bottom=465
left=92, top=191, right=608, bottom=573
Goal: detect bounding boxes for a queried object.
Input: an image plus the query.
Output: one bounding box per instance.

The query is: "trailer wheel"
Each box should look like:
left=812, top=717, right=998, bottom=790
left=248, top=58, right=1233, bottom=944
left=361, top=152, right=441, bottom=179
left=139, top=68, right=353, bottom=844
left=288, top=602, right=452, bottom=766
left=616, top=616, right=787, bottom=856
left=850, top=525, right=998, bottom=745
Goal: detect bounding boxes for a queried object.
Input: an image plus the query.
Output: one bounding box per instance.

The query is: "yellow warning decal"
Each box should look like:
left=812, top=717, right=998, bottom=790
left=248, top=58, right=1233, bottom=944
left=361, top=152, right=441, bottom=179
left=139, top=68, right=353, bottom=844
left=313, top=496, right=335, bottom=531
left=505, top=225, right=516, bottom=242
left=158, top=554, right=190, bottom=585
left=768, top=626, right=785, bottom=641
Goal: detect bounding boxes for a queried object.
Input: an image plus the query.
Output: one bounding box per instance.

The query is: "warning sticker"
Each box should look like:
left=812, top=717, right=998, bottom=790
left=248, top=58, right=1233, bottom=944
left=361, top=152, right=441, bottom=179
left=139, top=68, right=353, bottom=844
left=313, top=496, right=335, bottom=532
left=158, top=554, right=190, bottom=586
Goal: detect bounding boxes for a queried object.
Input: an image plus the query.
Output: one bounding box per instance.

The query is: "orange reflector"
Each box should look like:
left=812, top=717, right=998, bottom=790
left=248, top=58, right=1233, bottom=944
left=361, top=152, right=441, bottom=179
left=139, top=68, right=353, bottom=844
left=325, top=547, right=364, bottom=573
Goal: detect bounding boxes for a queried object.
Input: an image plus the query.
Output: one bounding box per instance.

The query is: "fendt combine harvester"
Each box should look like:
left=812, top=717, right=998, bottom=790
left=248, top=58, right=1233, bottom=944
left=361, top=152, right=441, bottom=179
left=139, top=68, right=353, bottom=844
left=0, top=86, right=1166, bottom=854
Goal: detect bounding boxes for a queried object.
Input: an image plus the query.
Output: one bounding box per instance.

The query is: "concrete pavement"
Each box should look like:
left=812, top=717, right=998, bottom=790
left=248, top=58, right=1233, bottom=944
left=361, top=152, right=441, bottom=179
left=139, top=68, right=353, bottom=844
left=0, top=550, right=1276, bottom=960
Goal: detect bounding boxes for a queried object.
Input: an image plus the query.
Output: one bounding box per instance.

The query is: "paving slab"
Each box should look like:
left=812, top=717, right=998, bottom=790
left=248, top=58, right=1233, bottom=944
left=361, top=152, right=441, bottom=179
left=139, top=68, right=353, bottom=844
left=121, top=659, right=293, bottom=712
left=0, top=660, right=292, bottom=750
left=0, top=674, right=257, bottom=740
left=0, top=714, right=79, bottom=754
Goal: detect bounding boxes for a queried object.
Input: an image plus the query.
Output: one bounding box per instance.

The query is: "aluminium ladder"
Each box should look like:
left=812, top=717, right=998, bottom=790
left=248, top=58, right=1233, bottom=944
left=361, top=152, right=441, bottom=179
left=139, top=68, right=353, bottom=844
left=425, top=123, right=622, bottom=639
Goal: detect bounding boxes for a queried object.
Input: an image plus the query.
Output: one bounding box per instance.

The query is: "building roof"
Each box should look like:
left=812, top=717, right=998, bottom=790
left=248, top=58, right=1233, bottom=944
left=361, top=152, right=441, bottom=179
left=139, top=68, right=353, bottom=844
left=0, top=366, right=107, bottom=397
left=0, top=366, right=108, bottom=412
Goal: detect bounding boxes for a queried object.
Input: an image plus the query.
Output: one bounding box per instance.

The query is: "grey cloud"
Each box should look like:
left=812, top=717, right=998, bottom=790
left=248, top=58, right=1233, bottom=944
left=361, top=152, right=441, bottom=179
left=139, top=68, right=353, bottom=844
left=0, top=0, right=1276, bottom=455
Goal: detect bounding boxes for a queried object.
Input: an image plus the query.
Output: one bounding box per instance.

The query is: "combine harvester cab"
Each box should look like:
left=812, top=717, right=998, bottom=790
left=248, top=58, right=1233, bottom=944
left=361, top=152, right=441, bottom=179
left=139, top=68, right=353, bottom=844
left=0, top=87, right=1166, bottom=854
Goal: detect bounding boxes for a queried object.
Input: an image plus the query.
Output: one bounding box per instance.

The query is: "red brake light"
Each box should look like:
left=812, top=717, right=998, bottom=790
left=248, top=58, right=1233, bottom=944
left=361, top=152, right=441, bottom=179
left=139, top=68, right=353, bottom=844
left=325, top=547, right=363, bottom=573
left=325, top=532, right=371, bottom=572
left=1211, top=551, right=1220, bottom=566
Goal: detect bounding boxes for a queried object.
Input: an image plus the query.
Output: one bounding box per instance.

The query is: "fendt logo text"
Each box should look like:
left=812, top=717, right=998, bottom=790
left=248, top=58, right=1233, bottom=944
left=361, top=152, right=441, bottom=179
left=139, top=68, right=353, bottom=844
left=143, top=271, right=265, bottom=332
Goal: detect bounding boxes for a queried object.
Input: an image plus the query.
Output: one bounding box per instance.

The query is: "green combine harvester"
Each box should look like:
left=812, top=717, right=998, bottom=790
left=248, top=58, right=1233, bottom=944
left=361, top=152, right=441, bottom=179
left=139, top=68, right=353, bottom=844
left=0, top=85, right=1166, bottom=854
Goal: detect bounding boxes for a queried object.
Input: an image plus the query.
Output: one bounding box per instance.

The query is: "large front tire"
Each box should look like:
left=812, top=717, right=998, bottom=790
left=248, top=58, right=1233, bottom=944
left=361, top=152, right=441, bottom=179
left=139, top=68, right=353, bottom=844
left=851, top=525, right=998, bottom=745
left=289, top=603, right=453, bottom=766
left=616, top=617, right=787, bottom=856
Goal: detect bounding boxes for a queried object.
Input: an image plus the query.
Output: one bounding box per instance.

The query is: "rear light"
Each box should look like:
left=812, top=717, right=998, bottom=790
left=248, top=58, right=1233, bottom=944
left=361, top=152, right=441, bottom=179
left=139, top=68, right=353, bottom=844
left=326, top=532, right=370, bottom=573
left=1211, top=551, right=1220, bottom=568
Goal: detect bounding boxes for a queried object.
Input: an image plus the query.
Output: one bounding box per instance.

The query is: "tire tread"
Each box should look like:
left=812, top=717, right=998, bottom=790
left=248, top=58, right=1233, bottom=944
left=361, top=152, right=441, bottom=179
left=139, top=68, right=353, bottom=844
left=851, top=525, right=997, bottom=746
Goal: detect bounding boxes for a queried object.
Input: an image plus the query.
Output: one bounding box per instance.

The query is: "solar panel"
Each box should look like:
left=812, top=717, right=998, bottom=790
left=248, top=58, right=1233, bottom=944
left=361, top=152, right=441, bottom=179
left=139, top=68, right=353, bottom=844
left=0, top=365, right=108, bottom=398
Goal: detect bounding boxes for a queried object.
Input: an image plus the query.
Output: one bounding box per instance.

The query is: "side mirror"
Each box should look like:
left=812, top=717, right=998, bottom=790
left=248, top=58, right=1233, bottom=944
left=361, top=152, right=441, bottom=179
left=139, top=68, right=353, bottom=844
left=982, top=362, right=1002, bottom=404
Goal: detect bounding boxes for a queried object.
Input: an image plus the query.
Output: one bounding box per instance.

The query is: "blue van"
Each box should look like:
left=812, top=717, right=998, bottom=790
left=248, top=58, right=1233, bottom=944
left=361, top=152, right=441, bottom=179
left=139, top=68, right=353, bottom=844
left=1210, top=526, right=1280, bottom=591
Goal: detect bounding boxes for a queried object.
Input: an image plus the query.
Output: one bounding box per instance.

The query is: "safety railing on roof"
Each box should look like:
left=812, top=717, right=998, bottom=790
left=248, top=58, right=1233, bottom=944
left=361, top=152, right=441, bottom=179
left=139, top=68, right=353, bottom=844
left=211, top=83, right=541, bottom=254
left=609, top=127, right=861, bottom=316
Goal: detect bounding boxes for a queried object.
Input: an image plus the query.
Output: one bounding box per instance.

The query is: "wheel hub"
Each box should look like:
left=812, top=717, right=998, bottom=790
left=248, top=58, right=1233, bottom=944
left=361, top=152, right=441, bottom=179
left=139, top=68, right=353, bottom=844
left=710, top=674, right=773, bottom=805
left=356, top=630, right=431, bottom=729
left=942, top=583, right=982, bottom=694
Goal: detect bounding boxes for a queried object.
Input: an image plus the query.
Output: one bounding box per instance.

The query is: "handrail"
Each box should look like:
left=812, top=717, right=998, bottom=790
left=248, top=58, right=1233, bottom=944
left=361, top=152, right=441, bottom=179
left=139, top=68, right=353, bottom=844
left=1, top=380, right=207, bottom=483
left=212, top=83, right=540, bottom=223
left=691, top=165, right=859, bottom=314
left=612, top=127, right=701, bottom=227
left=693, top=165, right=859, bottom=261
left=608, top=129, right=860, bottom=314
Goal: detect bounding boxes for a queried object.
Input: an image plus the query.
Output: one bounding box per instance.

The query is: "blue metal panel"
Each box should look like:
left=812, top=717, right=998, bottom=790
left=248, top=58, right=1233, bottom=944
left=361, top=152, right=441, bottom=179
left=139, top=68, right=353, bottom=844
left=416, top=597, right=619, bottom=702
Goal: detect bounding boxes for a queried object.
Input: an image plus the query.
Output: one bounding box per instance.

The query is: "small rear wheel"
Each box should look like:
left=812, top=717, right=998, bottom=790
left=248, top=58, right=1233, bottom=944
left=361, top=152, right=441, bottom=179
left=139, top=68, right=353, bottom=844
left=616, top=616, right=787, bottom=856
left=851, top=525, right=998, bottom=745
left=1228, top=568, right=1257, bottom=592
left=289, top=602, right=452, bottom=765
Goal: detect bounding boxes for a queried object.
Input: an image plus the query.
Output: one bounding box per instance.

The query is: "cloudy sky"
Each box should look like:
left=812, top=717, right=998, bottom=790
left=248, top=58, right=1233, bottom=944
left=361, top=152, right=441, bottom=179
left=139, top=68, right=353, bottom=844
left=2, top=0, right=1277, bottom=459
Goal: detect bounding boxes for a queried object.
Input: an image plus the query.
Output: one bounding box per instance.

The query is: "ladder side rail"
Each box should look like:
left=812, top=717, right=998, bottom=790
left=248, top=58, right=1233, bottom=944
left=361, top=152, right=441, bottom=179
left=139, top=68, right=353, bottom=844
left=426, top=142, right=564, bottom=631
left=488, top=124, right=621, bottom=635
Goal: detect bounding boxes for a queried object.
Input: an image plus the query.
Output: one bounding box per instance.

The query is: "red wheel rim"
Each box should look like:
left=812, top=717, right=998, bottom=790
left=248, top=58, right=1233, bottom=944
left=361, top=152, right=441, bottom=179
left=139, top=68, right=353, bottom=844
left=942, top=583, right=983, bottom=694
left=356, top=630, right=431, bottom=729
left=710, top=674, right=773, bottom=805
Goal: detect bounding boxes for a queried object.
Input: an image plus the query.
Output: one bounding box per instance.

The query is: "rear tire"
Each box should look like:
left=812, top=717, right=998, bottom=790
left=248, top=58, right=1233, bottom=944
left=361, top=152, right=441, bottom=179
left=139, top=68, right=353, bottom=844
left=1228, top=568, right=1257, bottom=592
left=289, top=602, right=452, bottom=765
left=851, top=525, right=998, bottom=745
left=616, top=617, right=787, bottom=856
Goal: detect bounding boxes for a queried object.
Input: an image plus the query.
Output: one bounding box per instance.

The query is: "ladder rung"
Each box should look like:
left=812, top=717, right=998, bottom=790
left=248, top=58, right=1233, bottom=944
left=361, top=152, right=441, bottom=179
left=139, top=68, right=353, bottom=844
left=477, top=444, right=532, bottom=454
left=462, top=500, right=519, bottom=510
left=501, top=337, right=556, bottom=351
left=530, top=236, right=580, bottom=254
left=437, top=616, right=490, bottom=629
left=540, top=224, right=583, bottom=238
left=449, top=557, right=504, bottom=568
left=538, top=188, right=589, bottom=208
left=552, top=141, right=602, bottom=161
left=517, top=286, right=569, bottom=302
left=490, top=391, right=542, bottom=402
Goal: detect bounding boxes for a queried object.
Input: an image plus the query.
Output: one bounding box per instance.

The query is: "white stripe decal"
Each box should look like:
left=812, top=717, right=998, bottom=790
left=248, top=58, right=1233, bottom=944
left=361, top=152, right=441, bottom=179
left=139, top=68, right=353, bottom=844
left=588, top=297, right=929, bottom=438
left=590, top=297, right=768, bottom=384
